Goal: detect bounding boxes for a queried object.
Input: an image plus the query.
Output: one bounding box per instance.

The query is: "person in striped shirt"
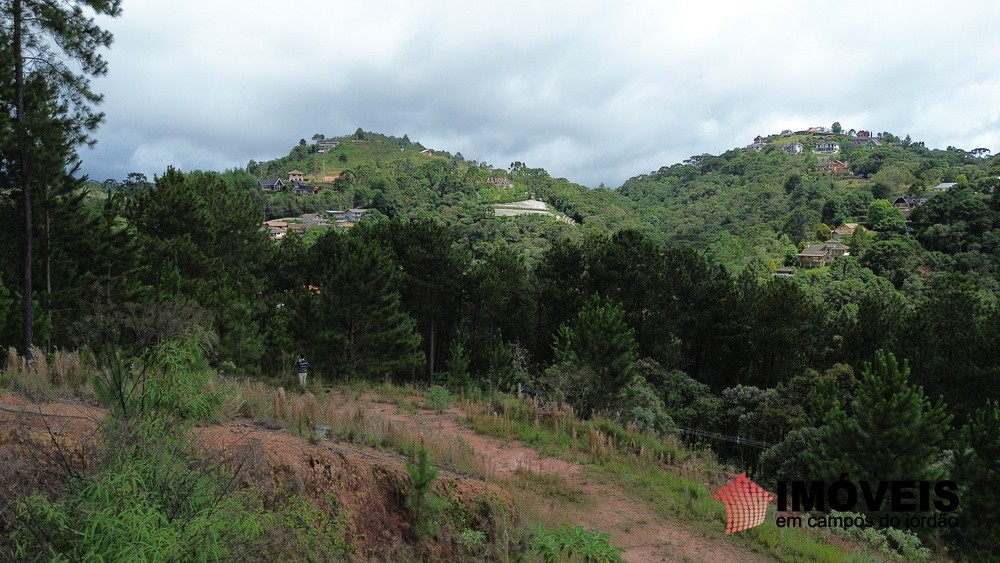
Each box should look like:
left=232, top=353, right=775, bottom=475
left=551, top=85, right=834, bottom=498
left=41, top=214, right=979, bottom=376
left=296, top=354, right=309, bottom=389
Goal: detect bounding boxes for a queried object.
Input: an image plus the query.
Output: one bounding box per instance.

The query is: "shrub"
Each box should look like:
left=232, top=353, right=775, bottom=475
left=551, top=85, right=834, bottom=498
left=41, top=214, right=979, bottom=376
left=12, top=417, right=262, bottom=561
left=92, top=329, right=223, bottom=422
left=529, top=523, right=624, bottom=562
left=426, top=385, right=452, bottom=414
left=613, top=374, right=674, bottom=435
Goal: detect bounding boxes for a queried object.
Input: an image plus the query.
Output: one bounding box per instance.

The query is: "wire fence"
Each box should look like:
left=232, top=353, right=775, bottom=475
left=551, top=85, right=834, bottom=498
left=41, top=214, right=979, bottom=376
left=674, top=426, right=773, bottom=450
left=675, top=426, right=773, bottom=478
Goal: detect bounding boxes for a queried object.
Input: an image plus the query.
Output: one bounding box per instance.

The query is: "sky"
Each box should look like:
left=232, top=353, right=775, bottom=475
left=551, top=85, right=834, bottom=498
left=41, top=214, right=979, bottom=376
left=82, top=0, right=1000, bottom=188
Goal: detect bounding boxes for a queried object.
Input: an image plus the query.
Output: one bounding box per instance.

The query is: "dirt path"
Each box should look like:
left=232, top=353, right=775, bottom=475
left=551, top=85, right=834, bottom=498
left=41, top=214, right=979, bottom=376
left=362, top=398, right=768, bottom=563
left=0, top=389, right=768, bottom=562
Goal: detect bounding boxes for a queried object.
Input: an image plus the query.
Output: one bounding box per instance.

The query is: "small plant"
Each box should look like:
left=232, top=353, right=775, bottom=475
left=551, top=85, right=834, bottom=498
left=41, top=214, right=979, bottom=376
left=406, top=445, right=445, bottom=537
left=426, top=385, right=452, bottom=414
left=529, top=523, right=624, bottom=562
left=457, top=529, right=486, bottom=549
left=828, top=510, right=930, bottom=562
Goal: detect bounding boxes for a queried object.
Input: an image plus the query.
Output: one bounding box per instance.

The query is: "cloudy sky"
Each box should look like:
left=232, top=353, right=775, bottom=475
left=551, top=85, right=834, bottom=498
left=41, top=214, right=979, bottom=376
left=83, top=0, right=1000, bottom=188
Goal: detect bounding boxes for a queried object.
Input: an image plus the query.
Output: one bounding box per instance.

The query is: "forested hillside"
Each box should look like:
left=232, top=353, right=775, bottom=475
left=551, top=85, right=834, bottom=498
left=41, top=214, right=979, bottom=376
left=3, top=126, right=1000, bottom=559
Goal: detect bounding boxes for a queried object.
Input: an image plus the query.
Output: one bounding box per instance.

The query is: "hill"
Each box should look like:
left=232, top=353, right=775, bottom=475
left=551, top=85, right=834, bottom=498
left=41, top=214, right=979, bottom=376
left=241, top=128, right=1000, bottom=272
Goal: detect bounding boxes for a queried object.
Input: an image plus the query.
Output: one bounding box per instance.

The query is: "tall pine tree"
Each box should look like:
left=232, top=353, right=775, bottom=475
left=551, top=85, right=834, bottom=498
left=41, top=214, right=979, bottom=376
left=305, top=234, right=422, bottom=380
left=806, top=350, right=952, bottom=515
left=2, top=0, right=121, bottom=358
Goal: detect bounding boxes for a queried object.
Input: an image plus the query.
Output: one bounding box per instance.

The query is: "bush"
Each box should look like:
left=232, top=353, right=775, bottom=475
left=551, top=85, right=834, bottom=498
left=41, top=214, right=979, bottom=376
left=613, top=375, right=674, bottom=435
left=426, top=385, right=452, bottom=414
left=529, top=523, right=624, bottom=562
left=12, top=418, right=262, bottom=561
left=92, top=330, right=223, bottom=422
left=260, top=493, right=354, bottom=560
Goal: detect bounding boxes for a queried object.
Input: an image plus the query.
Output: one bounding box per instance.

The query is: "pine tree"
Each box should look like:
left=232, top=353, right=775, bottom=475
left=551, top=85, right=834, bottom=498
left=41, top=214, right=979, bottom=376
left=2, top=0, right=122, bottom=358
left=354, top=219, right=466, bottom=382
left=307, top=234, right=422, bottom=380
left=129, top=169, right=271, bottom=366
left=554, top=295, right=638, bottom=415
left=806, top=350, right=952, bottom=512
left=949, top=401, right=1000, bottom=555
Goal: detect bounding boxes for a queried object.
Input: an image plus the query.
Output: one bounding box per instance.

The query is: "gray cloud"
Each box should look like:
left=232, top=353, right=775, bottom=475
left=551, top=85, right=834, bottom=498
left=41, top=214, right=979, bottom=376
left=81, top=1, right=1000, bottom=187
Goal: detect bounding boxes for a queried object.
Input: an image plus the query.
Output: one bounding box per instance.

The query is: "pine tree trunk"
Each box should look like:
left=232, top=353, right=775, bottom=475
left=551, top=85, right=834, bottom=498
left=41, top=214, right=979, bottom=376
left=428, top=318, right=436, bottom=384
left=13, top=0, right=34, bottom=361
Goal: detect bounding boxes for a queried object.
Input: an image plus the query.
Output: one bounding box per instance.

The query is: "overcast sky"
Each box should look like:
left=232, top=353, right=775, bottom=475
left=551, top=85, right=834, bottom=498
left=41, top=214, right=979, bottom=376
left=82, top=0, right=1000, bottom=188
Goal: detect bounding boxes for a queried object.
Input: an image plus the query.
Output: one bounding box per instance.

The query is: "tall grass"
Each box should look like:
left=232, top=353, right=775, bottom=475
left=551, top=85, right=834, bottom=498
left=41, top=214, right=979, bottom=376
left=2, top=346, right=96, bottom=399
left=461, top=394, right=688, bottom=466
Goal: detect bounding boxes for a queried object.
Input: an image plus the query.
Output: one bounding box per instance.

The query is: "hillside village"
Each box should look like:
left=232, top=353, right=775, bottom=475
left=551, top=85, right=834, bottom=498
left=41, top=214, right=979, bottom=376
left=252, top=134, right=574, bottom=238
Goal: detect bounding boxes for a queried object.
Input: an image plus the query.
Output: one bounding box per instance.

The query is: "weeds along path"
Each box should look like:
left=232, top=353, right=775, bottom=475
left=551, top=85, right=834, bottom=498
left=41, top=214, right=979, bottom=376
left=360, top=396, right=770, bottom=563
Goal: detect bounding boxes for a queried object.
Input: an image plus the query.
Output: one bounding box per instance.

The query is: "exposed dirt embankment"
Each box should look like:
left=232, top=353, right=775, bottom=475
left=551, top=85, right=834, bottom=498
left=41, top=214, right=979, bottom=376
left=0, top=391, right=513, bottom=560
left=197, top=422, right=513, bottom=557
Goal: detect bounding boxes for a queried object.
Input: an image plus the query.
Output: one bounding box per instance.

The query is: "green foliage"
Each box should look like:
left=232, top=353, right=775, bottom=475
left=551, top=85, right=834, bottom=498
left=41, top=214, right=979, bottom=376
left=13, top=417, right=263, bottom=562
left=866, top=199, right=906, bottom=232
left=129, top=168, right=272, bottom=367
left=443, top=338, right=471, bottom=389
left=637, top=359, right=723, bottom=430
left=528, top=523, right=624, bottom=563
left=612, top=374, right=674, bottom=435
left=405, top=446, right=444, bottom=538
left=85, top=298, right=221, bottom=421
left=828, top=511, right=930, bottom=562
left=554, top=295, right=638, bottom=415
left=456, top=529, right=487, bottom=549
left=261, top=494, right=354, bottom=560
left=949, top=401, right=1000, bottom=555
left=426, top=384, right=452, bottom=414
left=305, top=233, right=422, bottom=380
left=806, top=351, right=952, bottom=517
left=758, top=426, right=821, bottom=489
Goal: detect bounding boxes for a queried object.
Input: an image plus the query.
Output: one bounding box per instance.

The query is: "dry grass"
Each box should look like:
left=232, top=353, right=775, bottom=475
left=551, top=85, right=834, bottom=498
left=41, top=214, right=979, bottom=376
left=2, top=347, right=95, bottom=400
left=224, top=380, right=496, bottom=482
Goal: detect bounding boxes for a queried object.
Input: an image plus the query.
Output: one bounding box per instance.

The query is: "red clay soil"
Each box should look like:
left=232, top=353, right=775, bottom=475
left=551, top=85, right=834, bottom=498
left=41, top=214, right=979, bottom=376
left=0, top=389, right=769, bottom=562
left=364, top=399, right=770, bottom=563
left=0, top=390, right=512, bottom=560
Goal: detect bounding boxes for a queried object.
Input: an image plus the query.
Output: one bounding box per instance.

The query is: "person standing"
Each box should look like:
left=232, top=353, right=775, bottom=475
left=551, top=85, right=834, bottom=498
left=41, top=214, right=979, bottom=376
left=296, top=354, right=309, bottom=389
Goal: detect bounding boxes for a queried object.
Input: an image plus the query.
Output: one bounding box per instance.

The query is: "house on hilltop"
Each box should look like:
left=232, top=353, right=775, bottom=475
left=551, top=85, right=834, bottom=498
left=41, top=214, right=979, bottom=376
left=797, top=240, right=850, bottom=268
left=258, top=179, right=285, bottom=192
left=893, top=196, right=927, bottom=218
left=287, top=170, right=305, bottom=182
left=346, top=208, right=371, bottom=222
left=831, top=223, right=863, bottom=242
left=782, top=142, right=804, bottom=155
left=819, top=160, right=850, bottom=174
left=264, top=220, right=288, bottom=239
left=815, top=140, right=840, bottom=154
left=933, top=182, right=957, bottom=192
left=292, top=181, right=317, bottom=196
left=747, top=136, right=768, bottom=151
